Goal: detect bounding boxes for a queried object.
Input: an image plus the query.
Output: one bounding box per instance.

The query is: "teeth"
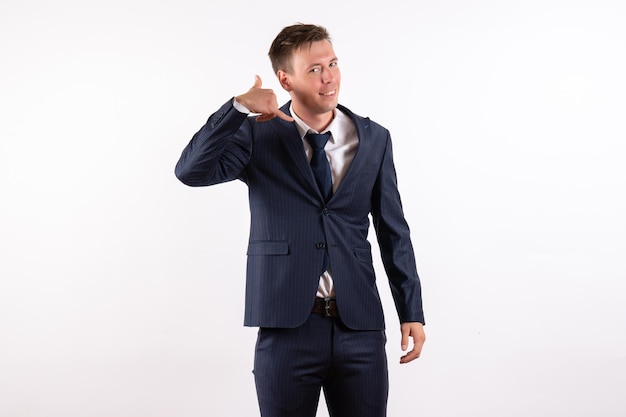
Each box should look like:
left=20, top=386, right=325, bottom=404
left=322, top=90, right=335, bottom=96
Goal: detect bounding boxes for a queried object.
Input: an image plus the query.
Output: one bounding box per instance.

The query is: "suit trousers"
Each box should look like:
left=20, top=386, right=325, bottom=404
left=253, top=313, right=388, bottom=417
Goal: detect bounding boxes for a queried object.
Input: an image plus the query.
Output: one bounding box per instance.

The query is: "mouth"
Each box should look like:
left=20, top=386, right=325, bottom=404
left=320, top=89, right=337, bottom=96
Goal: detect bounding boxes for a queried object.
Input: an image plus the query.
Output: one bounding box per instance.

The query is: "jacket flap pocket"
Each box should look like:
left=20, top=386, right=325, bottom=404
left=247, top=240, right=289, bottom=256
left=353, top=246, right=373, bottom=263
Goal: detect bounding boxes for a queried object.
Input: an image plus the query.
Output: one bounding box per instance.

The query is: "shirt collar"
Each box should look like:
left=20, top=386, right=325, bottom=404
left=290, top=103, right=339, bottom=140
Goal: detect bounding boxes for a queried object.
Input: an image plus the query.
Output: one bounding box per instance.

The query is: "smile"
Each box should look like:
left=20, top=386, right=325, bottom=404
left=320, top=90, right=336, bottom=96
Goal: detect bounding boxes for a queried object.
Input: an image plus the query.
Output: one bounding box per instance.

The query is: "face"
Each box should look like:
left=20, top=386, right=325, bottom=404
left=278, top=40, right=341, bottom=124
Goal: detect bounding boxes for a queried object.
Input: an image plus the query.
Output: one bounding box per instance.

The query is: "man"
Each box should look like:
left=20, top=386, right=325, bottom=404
left=175, top=23, right=425, bottom=417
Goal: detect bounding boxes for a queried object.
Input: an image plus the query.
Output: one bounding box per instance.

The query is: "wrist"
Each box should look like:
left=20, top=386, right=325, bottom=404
left=233, top=97, right=251, bottom=114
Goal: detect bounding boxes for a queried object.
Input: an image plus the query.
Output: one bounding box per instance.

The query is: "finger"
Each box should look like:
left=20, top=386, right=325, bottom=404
left=255, top=113, right=275, bottom=122
left=256, top=110, right=294, bottom=123
left=400, top=347, right=421, bottom=364
left=274, top=109, right=294, bottom=122
left=401, top=326, right=410, bottom=351
left=252, top=74, right=262, bottom=89
left=400, top=334, right=425, bottom=364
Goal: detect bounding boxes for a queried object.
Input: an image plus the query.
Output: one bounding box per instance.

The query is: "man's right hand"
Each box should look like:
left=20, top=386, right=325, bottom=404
left=235, top=75, right=294, bottom=123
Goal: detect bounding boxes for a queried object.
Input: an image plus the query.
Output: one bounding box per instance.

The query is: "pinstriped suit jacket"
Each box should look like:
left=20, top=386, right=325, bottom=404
left=175, top=99, right=423, bottom=330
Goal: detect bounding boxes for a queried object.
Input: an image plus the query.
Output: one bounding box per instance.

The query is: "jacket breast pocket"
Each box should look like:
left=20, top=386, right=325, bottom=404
left=247, top=240, right=290, bottom=256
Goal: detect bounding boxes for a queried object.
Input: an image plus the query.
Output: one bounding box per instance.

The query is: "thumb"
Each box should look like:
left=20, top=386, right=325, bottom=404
left=252, top=74, right=262, bottom=89
left=401, top=326, right=410, bottom=351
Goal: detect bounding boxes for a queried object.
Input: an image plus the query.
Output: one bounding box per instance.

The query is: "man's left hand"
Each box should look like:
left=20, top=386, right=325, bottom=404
left=399, top=322, right=426, bottom=364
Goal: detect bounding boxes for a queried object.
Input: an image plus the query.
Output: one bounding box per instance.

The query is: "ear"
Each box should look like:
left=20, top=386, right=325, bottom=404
left=277, top=70, right=292, bottom=92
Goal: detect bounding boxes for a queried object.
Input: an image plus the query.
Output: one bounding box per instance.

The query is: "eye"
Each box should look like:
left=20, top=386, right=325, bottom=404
left=330, top=61, right=338, bottom=67
left=309, top=67, right=321, bottom=73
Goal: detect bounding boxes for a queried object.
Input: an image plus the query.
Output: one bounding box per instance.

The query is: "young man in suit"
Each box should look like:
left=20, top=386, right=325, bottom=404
left=175, top=23, right=425, bottom=417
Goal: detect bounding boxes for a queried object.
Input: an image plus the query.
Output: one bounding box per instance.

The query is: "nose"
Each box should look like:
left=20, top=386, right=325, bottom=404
left=321, top=67, right=334, bottom=83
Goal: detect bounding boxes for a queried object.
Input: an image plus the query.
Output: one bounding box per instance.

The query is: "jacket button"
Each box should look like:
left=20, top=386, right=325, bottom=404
left=322, top=207, right=329, bottom=215
left=315, top=242, right=326, bottom=249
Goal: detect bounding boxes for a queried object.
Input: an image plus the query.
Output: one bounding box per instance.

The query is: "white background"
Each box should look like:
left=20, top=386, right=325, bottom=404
left=1, top=0, right=625, bottom=416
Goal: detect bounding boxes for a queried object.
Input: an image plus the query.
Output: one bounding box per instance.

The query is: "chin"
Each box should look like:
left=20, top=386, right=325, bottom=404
left=320, top=99, right=339, bottom=112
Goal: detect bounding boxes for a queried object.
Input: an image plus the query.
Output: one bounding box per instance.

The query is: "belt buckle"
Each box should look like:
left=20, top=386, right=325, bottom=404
left=323, top=297, right=333, bottom=317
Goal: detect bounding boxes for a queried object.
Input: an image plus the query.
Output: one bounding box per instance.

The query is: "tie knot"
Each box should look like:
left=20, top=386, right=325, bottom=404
left=305, top=132, right=331, bottom=150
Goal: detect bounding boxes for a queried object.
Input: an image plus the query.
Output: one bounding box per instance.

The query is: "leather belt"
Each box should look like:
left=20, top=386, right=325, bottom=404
left=312, top=297, right=339, bottom=317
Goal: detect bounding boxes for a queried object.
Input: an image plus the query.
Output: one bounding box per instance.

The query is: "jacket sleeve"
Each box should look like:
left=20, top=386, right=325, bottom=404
left=371, top=131, right=425, bottom=325
left=175, top=99, right=252, bottom=186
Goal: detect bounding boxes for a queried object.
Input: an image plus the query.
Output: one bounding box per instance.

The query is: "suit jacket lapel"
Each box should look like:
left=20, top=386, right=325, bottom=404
left=268, top=103, right=322, bottom=197
left=330, top=104, right=372, bottom=199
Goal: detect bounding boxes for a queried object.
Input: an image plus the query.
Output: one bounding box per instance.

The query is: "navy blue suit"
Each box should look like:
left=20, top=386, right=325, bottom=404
left=175, top=99, right=424, bottom=416
left=176, top=99, right=423, bottom=329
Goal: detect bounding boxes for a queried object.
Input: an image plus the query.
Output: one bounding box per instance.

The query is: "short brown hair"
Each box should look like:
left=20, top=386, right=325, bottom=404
left=268, top=23, right=332, bottom=74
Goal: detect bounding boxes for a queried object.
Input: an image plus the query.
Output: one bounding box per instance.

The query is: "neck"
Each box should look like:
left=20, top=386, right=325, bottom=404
left=292, top=105, right=334, bottom=132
